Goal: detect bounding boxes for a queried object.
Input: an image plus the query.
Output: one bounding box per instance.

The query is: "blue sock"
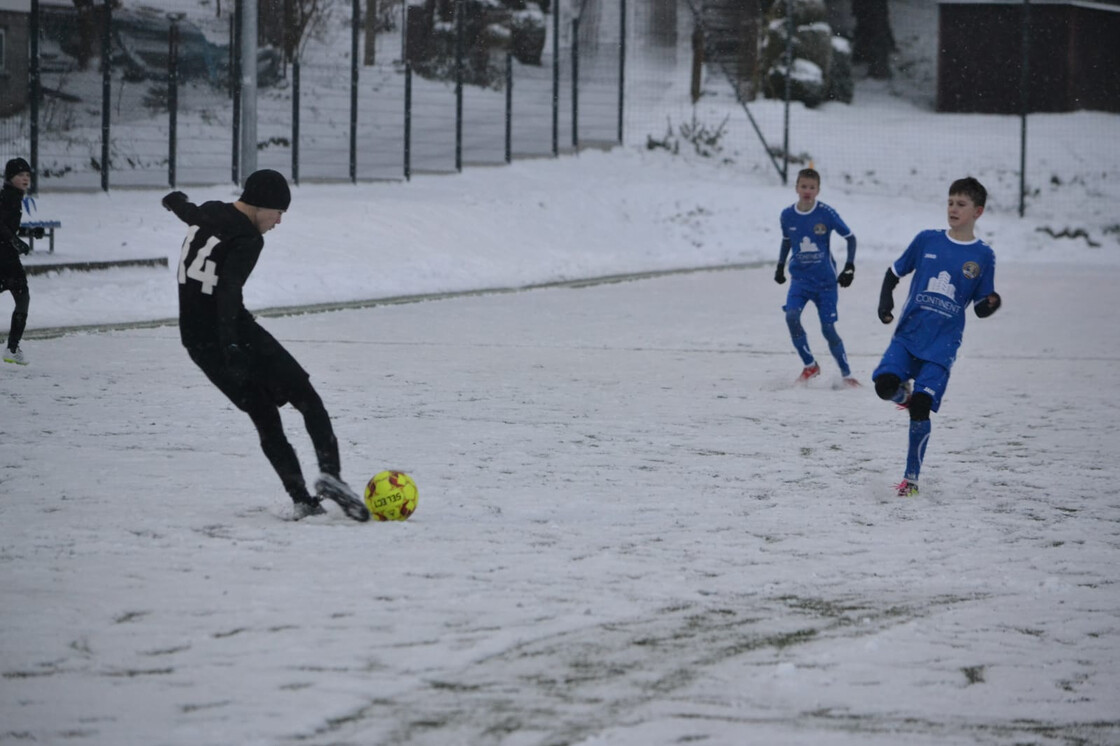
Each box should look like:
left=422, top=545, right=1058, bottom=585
left=792, top=336, right=814, bottom=366
left=822, top=323, right=850, bottom=377
left=906, top=419, right=931, bottom=481
left=786, top=312, right=814, bottom=366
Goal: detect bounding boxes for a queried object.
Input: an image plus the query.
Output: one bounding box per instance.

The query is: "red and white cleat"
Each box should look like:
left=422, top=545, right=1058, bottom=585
left=796, top=363, right=821, bottom=384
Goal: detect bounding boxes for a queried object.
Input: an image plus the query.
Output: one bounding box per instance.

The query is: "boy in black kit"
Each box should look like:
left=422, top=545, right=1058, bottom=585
left=1, top=158, right=35, bottom=365
left=163, top=169, right=369, bottom=521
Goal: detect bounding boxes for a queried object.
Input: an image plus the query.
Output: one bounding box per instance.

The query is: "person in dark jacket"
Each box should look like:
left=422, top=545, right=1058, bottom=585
left=163, top=169, right=369, bottom=521
left=1, top=157, right=35, bottom=365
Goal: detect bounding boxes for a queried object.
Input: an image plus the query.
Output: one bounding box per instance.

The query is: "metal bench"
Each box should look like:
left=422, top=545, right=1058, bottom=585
left=20, top=220, right=62, bottom=253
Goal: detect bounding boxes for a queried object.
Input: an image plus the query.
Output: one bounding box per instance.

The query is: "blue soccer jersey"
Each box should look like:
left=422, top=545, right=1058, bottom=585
left=890, top=229, right=997, bottom=369
left=780, top=201, right=853, bottom=289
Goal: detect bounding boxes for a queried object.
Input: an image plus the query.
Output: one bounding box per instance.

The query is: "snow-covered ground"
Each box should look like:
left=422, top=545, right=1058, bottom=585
left=14, top=127, right=1120, bottom=336
left=3, top=1, right=1120, bottom=744
left=2, top=256, right=1119, bottom=745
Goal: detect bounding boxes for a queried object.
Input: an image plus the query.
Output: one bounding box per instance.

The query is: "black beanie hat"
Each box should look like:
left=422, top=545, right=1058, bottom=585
left=239, top=169, right=291, bottom=211
left=5, top=157, right=32, bottom=181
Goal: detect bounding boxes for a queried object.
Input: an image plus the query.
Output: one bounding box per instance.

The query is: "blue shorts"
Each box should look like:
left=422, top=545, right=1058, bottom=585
left=872, top=339, right=950, bottom=412
left=784, top=282, right=839, bottom=323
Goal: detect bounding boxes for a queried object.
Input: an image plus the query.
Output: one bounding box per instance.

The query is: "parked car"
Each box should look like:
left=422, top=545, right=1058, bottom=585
left=39, top=4, right=282, bottom=88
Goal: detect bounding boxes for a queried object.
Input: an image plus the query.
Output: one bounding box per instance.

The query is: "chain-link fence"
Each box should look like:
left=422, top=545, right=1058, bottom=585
left=1, top=0, right=626, bottom=190
left=1, top=0, right=1117, bottom=222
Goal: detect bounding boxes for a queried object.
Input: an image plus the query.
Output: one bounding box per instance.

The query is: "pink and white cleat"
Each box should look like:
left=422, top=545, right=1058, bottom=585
left=896, top=478, right=919, bottom=497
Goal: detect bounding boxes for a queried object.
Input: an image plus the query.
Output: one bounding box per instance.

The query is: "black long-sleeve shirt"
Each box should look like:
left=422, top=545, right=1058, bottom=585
left=169, top=199, right=264, bottom=350
left=0, top=182, right=25, bottom=264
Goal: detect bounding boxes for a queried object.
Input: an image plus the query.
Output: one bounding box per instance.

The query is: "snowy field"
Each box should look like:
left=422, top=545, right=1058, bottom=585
left=2, top=259, right=1119, bottom=745
left=4, top=1, right=1120, bottom=742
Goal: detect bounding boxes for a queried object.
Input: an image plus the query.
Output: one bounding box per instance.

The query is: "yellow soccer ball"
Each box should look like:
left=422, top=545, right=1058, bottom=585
left=364, top=471, right=418, bottom=521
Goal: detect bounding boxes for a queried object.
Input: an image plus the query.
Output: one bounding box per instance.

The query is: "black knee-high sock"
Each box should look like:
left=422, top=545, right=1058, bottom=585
left=248, top=403, right=310, bottom=502
left=291, top=388, right=341, bottom=477
left=8, top=311, right=27, bottom=350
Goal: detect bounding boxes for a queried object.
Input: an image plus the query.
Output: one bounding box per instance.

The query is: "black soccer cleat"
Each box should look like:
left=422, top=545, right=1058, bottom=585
left=315, top=474, right=370, bottom=522
left=292, top=498, right=327, bottom=521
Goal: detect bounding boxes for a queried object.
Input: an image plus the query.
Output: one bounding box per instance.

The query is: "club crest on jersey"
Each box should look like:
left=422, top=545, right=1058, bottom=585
left=814, top=223, right=827, bottom=235
left=962, top=261, right=981, bottom=279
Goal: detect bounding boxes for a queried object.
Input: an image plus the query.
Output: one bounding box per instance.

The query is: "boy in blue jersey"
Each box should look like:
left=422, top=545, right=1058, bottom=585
left=774, top=168, right=859, bottom=386
left=873, top=177, right=1002, bottom=497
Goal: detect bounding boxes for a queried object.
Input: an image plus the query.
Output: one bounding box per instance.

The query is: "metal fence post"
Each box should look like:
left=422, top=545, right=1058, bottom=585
left=292, top=58, right=301, bottom=184
left=101, top=0, right=112, bottom=192
left=617, top=0, right=626, bottom=144
left=571, top=17, right=579, bottom=150
left=1019, top=0, right=1030, bottom=217
left=231, top=4, right=241, bottom=185
left=239, top=0, right=258, bottom=183
left=455, top=0, right=464, bottom=172
left=552, top=1, right=560, bottom=156
left=505, top=52, right=513, bottom=164
left=29, top=0, right=40, bottom=193
left=404, top=61, right=412, bottom=181
left=168, top=14, right=182, bottom=188
left=350, top=0, right=359, bottom=183
left=781, top=0, right=792, bottom=185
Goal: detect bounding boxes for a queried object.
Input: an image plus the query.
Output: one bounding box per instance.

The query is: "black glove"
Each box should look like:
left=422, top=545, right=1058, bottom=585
left=12, top=236, right=31, bottom=255
left=878, top=268, right=899, bottom=324
left=224, top=343, right=251, bottom=382
left=162, top=191, right=188, bottom=212
left=774, top=263, right=786, bottom=285
left=837, top=262, right=855, bottom=288
left=974, top=292, right=1002, bottom=318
